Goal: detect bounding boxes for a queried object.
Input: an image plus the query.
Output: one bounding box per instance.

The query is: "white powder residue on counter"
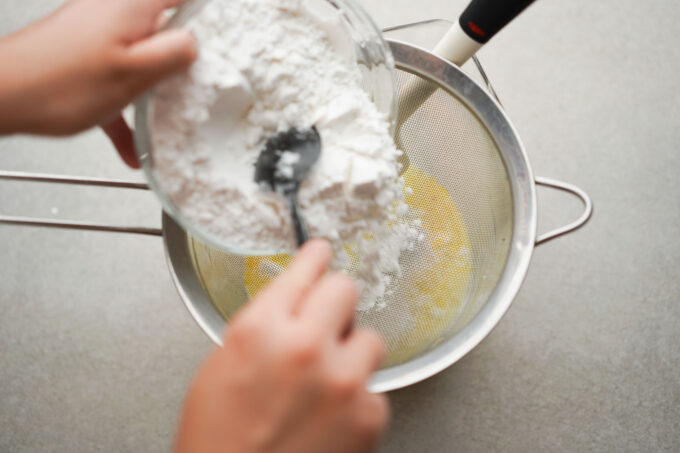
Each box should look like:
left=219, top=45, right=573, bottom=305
left=152, top=0, right=420, bottom=310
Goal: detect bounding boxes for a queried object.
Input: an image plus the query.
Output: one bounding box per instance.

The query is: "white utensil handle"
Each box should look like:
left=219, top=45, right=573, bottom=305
left=434, top=0, right=535, bottom=66
left=433, top=21, right=483, bottom=66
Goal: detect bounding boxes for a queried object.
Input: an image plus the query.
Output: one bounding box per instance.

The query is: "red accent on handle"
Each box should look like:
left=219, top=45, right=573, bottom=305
left=459, top=0, right=535, bottom=44
left=467, top=21, right=486, bottom=37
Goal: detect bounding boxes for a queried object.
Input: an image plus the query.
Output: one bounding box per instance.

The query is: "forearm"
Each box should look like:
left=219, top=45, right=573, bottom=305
left=0, top=32, right=38, bottom=135
left=0, top=4, right=102, bottom=137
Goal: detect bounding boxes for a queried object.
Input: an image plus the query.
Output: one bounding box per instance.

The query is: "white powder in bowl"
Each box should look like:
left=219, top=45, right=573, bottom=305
left=151, top=0, right=418, bottom=310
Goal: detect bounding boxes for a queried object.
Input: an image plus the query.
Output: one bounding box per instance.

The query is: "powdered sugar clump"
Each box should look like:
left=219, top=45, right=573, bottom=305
left=275, top=152, right=301, bottom=180
left=151, top=0, right=419, bottom=310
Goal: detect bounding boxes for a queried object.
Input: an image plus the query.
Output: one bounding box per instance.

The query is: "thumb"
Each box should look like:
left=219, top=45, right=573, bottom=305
left=125, top=28, right=198, bottom=93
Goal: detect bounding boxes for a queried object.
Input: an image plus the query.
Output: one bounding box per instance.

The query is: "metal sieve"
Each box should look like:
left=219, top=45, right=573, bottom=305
left=0, top=34, right=592, bottom=393
left=172, top=39, right=592, bottom=391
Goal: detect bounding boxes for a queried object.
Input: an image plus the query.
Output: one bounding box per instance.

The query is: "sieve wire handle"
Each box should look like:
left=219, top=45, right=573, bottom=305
left=535, top=177, right=593, bottom=246
left=0, top=170, right=163, bottom=236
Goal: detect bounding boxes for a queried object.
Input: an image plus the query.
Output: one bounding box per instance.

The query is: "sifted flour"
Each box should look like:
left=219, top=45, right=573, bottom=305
left=152, top=0, right=418, bottom=310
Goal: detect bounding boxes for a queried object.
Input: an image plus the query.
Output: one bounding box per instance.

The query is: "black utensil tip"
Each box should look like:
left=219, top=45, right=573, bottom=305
left=254, top=126, right=322, bottom=248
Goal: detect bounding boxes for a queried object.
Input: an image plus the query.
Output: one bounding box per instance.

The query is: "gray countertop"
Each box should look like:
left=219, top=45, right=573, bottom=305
left=1, top=1, right=678, bottom=452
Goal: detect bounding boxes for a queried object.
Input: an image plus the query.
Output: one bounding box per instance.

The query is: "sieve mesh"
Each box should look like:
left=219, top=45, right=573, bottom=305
left=188, top=66, right=513, bottom=368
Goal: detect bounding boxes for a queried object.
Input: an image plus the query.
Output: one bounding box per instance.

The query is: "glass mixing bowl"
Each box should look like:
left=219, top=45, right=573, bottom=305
left=134, top=0, right=397, bottom=255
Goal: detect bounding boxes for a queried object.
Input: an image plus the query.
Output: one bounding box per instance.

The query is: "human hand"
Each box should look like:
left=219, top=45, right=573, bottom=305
left=174, top=240, right=389, bottom=453
left=0, top=0, right=197, bottom=168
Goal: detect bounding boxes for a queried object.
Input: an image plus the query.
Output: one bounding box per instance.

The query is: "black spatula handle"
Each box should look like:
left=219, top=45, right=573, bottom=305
left=459, top=0, right=535, bottom=44
left=284, top=190, right=309, bottom=247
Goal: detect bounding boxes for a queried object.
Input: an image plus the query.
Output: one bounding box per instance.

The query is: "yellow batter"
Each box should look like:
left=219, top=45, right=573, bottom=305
left=242, top=165, right=472, bottom=365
